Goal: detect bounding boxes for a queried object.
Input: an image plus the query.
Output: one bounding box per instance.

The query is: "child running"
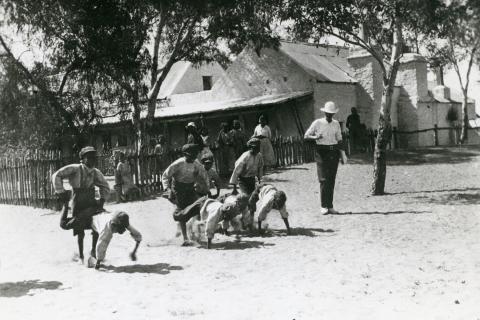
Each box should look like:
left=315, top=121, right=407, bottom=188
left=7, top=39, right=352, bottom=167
left=162, top=144, right=209, bottom=245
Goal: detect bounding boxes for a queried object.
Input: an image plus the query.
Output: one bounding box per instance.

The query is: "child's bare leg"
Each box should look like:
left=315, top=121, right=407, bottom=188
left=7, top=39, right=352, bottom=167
left=258, top=221, right=264, bottom=235
left=283, top=218, right=291, bottom=235
left=180, top=221, right=194, bottom=246
left=77, top=230, right=85, bottom=262
left=207, top=237, right=212, bottom=249
left=91, top=231, right=99, bottom=258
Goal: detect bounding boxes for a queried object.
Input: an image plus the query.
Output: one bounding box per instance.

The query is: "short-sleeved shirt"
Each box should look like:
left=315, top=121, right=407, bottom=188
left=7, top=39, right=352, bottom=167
left=304, top=118, right=342, bottom=145
left=229, top=151, right=264, bottom=184
left=162, top=157, right=209, bottom=194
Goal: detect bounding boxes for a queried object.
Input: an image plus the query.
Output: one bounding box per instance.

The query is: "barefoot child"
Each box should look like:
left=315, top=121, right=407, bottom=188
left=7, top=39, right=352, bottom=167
left=52, top=146, right=110, bottom=263
left=184, top=194, right=249, bottom=248
left=162, top=144, right=209, bottom=245
left=88, top=211, right=142, bottom=269
left=249, top=184, right=291, bottom=235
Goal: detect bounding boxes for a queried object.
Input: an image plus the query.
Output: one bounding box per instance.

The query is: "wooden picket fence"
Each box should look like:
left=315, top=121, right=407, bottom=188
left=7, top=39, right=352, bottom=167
left=0, top=136, right=322, bottom=210
left=0, top=150, right=64, bottom=209
left=271, top=136, right=316, bottom=167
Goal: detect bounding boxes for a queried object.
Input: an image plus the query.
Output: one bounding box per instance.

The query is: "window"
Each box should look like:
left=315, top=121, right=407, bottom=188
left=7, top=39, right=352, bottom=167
left=202, top=76, right=212, bottom=90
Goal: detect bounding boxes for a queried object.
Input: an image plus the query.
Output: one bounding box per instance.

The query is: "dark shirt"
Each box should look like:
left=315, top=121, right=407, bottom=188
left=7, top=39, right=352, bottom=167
left=346, top=113, right=361, bottom=131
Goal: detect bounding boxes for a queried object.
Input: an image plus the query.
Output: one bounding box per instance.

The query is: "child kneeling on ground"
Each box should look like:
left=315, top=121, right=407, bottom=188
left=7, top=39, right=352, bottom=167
left=249, top=184, right=291, bottom=235
left=185, top=194, right=249, bottom=248
left=88, top=211, right=142, bottom=269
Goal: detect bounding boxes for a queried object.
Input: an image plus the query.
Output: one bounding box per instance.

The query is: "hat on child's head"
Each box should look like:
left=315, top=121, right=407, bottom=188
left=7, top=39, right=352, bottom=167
left=201, top=156, right=213, bottom=164
left=79, top=146, right=96, bottom=159
left=182, top=143, right=200, bottom=156
left=320, top=101, right=339, bottom=114
left=186, top=122, right=197, bottom=128
left=246, top=138, right=261, bottom=148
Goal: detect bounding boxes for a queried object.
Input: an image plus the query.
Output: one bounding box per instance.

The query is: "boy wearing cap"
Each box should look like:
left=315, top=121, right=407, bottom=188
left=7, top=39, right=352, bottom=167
left=304, top=101, right=348, bottom=215
left=162, top=143, right=209, bottom=245
left=90, top=211, right=142, bottom=269
left=229, top=138, right=264, bottom=196
left=199, top=156, right=221, bottom=198
left=52, top=146, right=110, bottom=263
left=248, top=184, right=291, bottom=235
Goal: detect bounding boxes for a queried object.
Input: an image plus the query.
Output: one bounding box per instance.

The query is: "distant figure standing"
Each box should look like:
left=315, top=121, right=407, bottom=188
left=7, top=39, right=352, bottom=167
left=304, top=101, right=347, bottom=215
left=199, top=127, right=214, bottom=162
left=185, top=122, right=204, bottom=147
left=230, top=119, right=248, bottom=159
left=253, top=115, right=276, bottom=168
left=346, top=107, right=361, bottom=151
left=216, top=122, right=234, bottom=177
left=154, top=135, right=170, bottom=171
left=116, top=152, right=140, bottom=201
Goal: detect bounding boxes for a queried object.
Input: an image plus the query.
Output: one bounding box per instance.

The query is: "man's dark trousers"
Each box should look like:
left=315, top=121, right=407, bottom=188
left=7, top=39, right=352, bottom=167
left=315, top=146, right=339, bottom=208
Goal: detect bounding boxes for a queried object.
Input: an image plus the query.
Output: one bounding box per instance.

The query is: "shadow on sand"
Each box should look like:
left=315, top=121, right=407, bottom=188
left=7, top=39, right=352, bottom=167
left=414, top=193, right=480, bottom=206
left=387, top=187, right=480, bottom=196
left=347, top=146, right=480, bottom=166
left=263, top=227, right=335, bottom=237
left=326, top=210, right=429, bottom=215
left=101, top=263, right=183, bottom=274
left=213, top=240, right=275, bottom=250
left=0, top=280, right=63, bottom=298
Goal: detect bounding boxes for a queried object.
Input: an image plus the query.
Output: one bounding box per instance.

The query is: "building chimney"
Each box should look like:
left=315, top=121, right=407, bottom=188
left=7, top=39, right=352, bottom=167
left=433, top=66, right=444, bottom=85
left=433, top=85, right=450, bottom=100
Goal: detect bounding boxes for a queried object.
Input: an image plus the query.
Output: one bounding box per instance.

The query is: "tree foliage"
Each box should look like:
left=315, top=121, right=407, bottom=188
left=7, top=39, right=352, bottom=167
left=423, top=0, right=480, bottom=143
left=1, top=0, right=281, bottom=152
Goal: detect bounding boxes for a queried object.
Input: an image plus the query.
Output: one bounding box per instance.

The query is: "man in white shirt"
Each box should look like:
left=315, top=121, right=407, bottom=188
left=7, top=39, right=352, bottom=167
left=304, top=101, right=347, bottom=214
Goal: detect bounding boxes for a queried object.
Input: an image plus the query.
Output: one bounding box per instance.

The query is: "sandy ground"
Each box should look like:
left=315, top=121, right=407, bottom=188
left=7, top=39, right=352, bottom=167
left=1, top=146, right=480, bottom=320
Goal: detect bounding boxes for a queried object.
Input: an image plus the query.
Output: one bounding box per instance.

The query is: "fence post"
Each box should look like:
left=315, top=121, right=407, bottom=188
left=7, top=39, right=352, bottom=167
left=434, top=124, right=439, bottom=146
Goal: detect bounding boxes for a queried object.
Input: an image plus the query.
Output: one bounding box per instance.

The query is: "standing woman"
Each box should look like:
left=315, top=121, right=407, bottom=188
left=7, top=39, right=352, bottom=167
left=253, top=115, right=276, bottom=169
left=304, top=101, right=347, bottom=215
left=216, top=122, right=233, bottom=177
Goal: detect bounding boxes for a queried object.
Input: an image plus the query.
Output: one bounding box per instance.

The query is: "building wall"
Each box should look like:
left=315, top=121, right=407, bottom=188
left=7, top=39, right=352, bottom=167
left=172, top=62, right=225, bottom=95
left=348, top=51, right=384, bottom=129
left=313, top=82, right=357, bottom=127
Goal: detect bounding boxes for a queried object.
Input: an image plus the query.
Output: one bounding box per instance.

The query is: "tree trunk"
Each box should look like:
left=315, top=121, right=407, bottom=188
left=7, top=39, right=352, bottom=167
left=371, top=18, right=403, bottom=195
left=371, top=83, right=394, bottom=195
left=459, top=92, right=469, bottom=144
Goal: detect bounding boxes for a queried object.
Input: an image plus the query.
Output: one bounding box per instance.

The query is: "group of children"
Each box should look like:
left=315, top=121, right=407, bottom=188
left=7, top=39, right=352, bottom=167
left=52, top=138, right=291, bottom=269
left=161, top=137, right=291, bottom=247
